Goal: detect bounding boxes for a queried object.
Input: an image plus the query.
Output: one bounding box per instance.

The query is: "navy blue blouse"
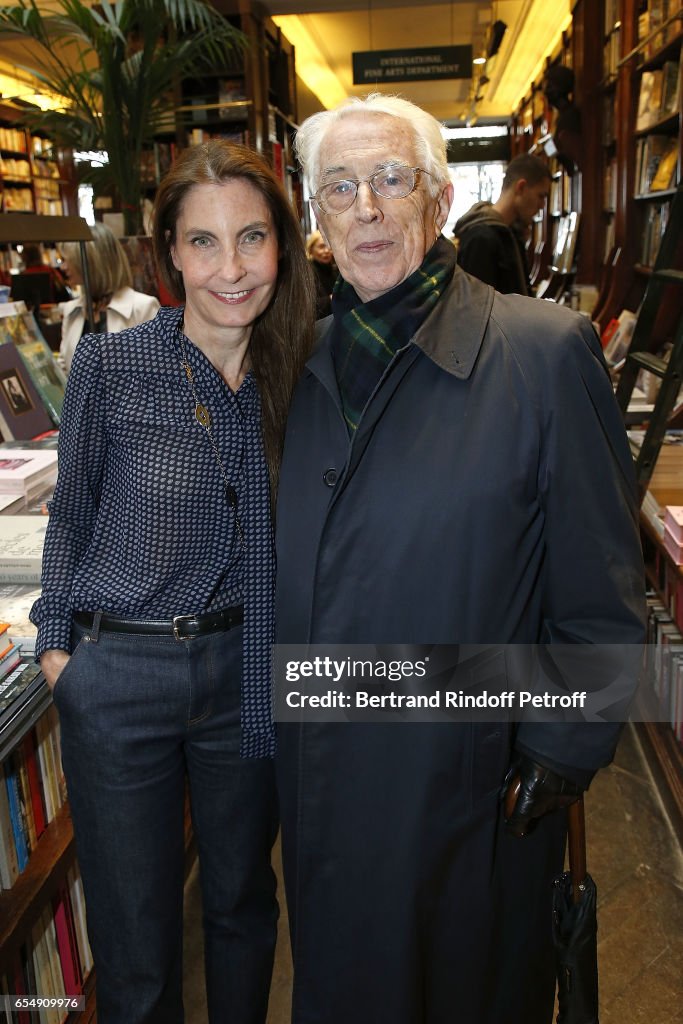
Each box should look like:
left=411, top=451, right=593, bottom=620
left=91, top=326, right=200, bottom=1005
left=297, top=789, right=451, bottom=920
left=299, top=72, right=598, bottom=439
left=30, top=305, right=275, bottom=757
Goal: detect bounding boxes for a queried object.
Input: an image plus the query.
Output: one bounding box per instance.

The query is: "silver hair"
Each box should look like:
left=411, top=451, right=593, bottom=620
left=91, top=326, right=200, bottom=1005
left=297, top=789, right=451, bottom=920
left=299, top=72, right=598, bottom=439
left=295, top=93, right=449, bottom=198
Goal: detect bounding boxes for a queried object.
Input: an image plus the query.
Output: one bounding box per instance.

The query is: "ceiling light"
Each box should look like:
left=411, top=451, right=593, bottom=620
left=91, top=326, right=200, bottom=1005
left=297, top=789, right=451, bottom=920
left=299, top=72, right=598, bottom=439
left=473, top=57, right=487, bottom=65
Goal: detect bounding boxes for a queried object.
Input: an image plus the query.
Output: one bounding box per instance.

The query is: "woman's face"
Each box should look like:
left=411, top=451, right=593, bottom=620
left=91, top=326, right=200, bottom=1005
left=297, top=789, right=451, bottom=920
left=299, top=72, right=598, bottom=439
left=170, top=179, right=280, bottom=344
left=311, top=236, right=333, bottom=264
left=60, top=253, right=81, bottom=286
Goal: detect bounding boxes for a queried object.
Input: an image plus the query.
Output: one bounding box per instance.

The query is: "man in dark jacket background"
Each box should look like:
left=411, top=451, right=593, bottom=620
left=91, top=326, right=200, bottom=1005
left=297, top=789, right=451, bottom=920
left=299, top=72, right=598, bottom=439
left=275, top=94, right=645, bottom=1024
left=453, top=153, right=551, bottom=294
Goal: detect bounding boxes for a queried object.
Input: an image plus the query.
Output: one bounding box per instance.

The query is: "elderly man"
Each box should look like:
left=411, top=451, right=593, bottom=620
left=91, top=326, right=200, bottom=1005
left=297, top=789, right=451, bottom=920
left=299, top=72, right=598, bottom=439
left=275, top=95, right=644, bottom=1024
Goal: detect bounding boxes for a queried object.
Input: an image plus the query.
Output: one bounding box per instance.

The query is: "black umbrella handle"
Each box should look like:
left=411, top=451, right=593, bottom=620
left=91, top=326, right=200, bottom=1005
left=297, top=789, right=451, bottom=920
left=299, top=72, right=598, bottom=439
left=568, top=796, right=588, bottom=905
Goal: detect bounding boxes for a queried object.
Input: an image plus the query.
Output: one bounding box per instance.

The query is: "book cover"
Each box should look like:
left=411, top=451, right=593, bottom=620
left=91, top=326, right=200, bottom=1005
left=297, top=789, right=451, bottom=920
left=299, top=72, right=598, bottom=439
left=0, top=758, right=20, bottom=887
left=0, top=516, right=48, bottom=584
left=0, top=343, right=53, bottom=442
left=636, top=71, right=662, bottom=130
left=15, top=339, right=66, bottom=427
left=659, top=60, right=681, bottom=118
left=650, top=142, right=678, bottom=191
left=0, top=448, right=57, bottom=498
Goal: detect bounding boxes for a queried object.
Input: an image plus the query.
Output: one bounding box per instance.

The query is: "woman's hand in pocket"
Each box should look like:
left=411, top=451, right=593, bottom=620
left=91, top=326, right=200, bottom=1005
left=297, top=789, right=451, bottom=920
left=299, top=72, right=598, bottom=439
left=41, top=649, right=71, bottom=692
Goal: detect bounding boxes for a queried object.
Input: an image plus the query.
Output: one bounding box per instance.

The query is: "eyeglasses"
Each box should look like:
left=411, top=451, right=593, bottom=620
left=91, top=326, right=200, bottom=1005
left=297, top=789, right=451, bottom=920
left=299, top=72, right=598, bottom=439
left=310, top=165, right=432, bottom=215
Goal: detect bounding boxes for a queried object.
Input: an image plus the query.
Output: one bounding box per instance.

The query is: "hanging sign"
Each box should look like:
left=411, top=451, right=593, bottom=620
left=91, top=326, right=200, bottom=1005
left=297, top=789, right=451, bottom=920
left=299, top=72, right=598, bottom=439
left=352, top=46, right=472, bottom=85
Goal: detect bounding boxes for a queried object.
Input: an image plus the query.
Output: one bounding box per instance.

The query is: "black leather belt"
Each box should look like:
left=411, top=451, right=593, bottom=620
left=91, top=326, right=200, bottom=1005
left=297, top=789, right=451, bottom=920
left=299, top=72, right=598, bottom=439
left=73, top=607, right=243, bottom=641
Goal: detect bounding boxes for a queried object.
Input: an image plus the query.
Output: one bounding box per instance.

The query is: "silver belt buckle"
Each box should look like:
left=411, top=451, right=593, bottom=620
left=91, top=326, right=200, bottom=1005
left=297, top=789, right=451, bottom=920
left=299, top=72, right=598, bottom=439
left=172, top=614, right=195, bottom=641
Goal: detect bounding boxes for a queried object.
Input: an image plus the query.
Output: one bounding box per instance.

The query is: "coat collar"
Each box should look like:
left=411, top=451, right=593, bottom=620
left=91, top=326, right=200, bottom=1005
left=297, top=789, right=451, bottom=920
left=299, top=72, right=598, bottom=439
left=306, top=265, right=493, bottom=384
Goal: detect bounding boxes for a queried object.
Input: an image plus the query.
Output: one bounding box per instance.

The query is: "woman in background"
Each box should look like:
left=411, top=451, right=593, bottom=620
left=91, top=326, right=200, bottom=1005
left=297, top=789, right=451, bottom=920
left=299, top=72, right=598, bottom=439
left=59, top=222, right=159, bottom=371
left=32, top=141, right=315, bottom=1024
left=306, top=229, right=337, bottom=318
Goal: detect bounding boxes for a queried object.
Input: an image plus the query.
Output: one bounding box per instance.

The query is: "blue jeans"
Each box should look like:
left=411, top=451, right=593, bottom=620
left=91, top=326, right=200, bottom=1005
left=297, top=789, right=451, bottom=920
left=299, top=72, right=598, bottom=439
left=54, top=618, right=278, bottom=1024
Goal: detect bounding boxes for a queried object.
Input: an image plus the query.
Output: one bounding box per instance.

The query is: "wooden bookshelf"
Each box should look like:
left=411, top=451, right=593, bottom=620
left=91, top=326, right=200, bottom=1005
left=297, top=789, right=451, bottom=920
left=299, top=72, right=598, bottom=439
left=0, top=107, right=76, bottom=218
left=639, top=442, right=683, bottom=834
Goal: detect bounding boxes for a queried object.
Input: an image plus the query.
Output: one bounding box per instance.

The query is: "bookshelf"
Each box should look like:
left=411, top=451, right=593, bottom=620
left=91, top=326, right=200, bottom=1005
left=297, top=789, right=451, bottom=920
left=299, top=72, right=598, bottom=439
left=138, top=3, right=304, bottom=219
left=593, top=0, right=681, bottom=332
left=0, top=108, right=76, bottom=219
left=638, top=442, right=683, bottom=832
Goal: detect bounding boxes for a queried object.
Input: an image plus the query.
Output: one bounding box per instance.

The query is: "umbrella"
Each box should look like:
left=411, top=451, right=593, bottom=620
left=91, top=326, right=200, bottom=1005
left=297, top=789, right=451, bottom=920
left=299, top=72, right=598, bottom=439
left=553, top=797, right=599, bottom=1024
left=504, top=783, right=599, bottom=1024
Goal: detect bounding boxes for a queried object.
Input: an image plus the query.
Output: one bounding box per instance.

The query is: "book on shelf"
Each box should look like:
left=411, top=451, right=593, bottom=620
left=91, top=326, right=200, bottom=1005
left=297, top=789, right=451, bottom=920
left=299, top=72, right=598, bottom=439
left=4, top=753, right=29, bottom=872
left=0, top=517, right=47, bottom=584
left=0, top=343, right=54, bottom=442
left=636, top=70, right=664, bottom=131
left=660, top=60, right=681, bottom=119
left=52, top=883, right=83, bottom=996
left=0, top=448, right=58, bottom=501
left=640, top=200, right=671, bottom=265
left=650, top=143, right=678, bottom=191
left=0, top=755, right=20, bottom=888
left=635, top=135, right=678, bottom=194
left=22, top=730, right=46, bottom=845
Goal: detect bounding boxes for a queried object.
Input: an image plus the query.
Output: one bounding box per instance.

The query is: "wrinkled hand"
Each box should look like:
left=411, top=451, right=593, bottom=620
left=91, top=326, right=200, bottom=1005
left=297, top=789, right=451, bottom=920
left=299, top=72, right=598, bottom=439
left=502, top=755, right=583, bottom=838
left=40, top=649, right=71, bottom=692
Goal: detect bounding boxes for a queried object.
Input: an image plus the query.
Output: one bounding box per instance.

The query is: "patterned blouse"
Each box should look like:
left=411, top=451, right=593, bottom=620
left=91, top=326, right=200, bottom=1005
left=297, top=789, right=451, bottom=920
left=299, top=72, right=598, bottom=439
left=30, top=305, right=275, bottom=757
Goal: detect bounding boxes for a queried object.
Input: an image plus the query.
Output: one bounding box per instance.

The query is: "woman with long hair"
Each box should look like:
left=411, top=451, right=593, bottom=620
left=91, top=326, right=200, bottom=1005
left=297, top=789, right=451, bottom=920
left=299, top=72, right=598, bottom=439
left=31, top=141, right=315, bottom=1024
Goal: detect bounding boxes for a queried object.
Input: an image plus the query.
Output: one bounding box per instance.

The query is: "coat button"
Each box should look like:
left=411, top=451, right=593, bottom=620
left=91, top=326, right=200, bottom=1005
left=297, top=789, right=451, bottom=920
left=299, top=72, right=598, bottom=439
left=323, top=468, right=338, bottom=487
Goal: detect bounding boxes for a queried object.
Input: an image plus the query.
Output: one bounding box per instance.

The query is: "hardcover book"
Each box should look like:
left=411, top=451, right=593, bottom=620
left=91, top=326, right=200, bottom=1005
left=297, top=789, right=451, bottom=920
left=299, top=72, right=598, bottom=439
left=0, top=516, right=48, bottom=583
left=0, top=343, right=53, bottom=441
left=0, top=448, right=57, bottom=499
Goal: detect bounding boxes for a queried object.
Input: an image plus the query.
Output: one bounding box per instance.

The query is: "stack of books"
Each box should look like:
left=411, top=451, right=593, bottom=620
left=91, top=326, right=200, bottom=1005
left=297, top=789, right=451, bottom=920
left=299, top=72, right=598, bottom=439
left=0, top=448, right=58, bottom=509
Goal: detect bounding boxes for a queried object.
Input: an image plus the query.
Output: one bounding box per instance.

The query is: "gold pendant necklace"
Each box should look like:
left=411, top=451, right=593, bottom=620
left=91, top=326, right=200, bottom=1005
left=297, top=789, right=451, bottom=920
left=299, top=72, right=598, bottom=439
left=178, top=320, right=245, bottom=550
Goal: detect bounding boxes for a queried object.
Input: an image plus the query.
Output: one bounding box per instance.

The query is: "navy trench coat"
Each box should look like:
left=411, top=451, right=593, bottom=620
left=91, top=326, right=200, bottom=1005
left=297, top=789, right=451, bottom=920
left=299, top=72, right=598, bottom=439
left=275, top=269, right=645, bottom=1024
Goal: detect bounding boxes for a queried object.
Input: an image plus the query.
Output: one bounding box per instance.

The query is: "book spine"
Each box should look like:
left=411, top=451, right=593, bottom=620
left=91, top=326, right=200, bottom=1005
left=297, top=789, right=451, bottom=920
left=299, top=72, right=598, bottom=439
left=0, top=768, right=20, bottom=887
left=22, top=731, right=46, bottom=841
left=3, top=756, right=29, bottom=872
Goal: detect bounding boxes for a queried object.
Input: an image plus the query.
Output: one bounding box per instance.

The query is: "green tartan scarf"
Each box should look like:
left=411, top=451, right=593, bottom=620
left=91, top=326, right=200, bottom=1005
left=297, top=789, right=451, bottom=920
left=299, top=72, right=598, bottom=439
left=330, top=235, right=456, bottom=434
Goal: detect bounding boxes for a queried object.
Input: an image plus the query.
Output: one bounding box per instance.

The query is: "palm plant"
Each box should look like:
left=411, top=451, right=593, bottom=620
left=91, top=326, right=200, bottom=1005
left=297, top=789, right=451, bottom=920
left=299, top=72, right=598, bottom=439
left=0, top=0, right=245, bottom=233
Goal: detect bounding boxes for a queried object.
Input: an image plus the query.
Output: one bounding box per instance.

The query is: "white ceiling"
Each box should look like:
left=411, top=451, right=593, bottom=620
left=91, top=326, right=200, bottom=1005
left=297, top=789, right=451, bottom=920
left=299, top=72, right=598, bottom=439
left=260, top=0, right=570, bottom=125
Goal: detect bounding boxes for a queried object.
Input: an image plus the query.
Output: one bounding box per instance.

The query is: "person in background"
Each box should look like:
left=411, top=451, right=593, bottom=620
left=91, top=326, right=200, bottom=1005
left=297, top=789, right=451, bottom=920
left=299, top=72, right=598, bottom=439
left=306, top=229, right=337, bottom=317
left=30, top=140, right=315, bottom=1024
left=21, top=242, right=71, bottom=301
left=274, top=93, right=645, bottom=1024
left=453, top=152, right=551, bottom=295
left=59, top=222, right=160, bottom=371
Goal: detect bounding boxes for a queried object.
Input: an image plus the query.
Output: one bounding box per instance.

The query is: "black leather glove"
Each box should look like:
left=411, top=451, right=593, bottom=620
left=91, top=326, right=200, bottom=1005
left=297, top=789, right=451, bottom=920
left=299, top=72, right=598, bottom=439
left=502, top=754, right=583, bottom=838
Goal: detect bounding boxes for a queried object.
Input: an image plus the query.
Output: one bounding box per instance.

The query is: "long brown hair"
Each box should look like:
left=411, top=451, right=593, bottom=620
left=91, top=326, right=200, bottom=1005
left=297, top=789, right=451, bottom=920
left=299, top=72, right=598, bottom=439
left=152, top=141, right=315, bottom=495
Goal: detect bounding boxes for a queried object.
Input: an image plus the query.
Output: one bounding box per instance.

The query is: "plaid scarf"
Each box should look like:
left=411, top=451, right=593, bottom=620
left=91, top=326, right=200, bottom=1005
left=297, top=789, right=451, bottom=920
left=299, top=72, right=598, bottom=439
left=330, top=236, right=456, bottom=434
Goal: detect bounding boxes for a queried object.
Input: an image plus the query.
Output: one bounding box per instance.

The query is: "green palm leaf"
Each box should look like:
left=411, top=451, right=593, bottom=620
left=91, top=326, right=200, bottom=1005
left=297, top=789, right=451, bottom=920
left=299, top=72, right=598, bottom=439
left=0, top=0, right=246, bottom=232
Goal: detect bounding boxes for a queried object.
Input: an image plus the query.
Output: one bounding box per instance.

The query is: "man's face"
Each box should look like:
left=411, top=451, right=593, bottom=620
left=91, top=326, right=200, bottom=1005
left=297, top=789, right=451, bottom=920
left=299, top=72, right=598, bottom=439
left=514, top=179, right=549, bottom=228
left=314, top=112, right=452, bottom=303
